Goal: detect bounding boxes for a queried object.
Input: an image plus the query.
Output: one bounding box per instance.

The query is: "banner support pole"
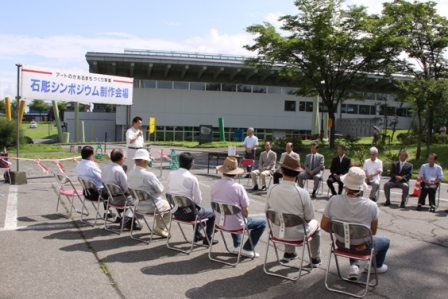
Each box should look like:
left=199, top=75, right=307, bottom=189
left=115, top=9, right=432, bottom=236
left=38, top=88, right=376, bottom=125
left=15, top=63, right=22, bottom=171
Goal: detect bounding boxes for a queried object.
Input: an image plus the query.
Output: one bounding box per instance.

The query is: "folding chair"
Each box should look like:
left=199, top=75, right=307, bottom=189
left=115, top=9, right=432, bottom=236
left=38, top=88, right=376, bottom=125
left=128, top=188, right=172, bottom=244
left=208, top=202, right=254, bottom=267
left=166, top=193, right=210, bottom=254
left=238, top=159, right=255, bottom=186
left=54, top=174, right=85, bottom=218
left=102, top=182, right=131, bottom=235
left=78, top=177, right=106, bottom=227
left=325, top=221, right=378, bottom=298
left=264, top=210, right=312, bottom=280
left=0, top=156, right=11, bottom=184
left=305, top=166, right=325, bottom=195
left=436, top=183, right=441, bottom=208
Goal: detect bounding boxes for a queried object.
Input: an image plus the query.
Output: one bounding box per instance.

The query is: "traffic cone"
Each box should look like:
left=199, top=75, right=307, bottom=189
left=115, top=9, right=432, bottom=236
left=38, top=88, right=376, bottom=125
left=411, top=176, right=421, bottom=197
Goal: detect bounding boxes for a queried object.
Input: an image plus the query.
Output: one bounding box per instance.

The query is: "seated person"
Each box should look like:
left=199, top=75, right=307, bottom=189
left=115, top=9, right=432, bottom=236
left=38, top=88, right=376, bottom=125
left=212, top=157, right=266, bottom=258
left=127, top=149, right=171, bottom=237
left=327, top=144, right=351, bottom=198
left=383, top=149, right=413, bottom=208
left=102, top=148, right=141, bottom=230
left=417, top=153, right=443, bottom=212
left=298, top=143, right=324, bottom=198
left=362, top=147, right=383, bottom=202
left=251, top=141, right=277, bottom=191
left=266, top=155, right=321, bottom=266
left=321, top=167, right=390, bottom=281
left=273, top=142, right=300, bottom=184
left=167, top=152, right=217, bottom=246
left=75, top=145, right=112, bottom=218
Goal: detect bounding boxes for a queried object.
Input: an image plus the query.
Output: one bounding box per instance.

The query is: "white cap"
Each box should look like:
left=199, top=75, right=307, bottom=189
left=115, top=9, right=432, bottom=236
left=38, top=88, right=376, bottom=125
left=132, top=149, right=150, bottom=161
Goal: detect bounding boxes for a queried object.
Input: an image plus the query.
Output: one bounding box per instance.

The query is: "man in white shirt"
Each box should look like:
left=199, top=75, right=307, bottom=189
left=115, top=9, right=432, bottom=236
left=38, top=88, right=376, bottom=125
left=273, top=142, right=300, bottom=184
left=362, top=147, right=383, bottom=202
left=126, top=116, right=149, bottom=169
left=127, top=149, right=171, bottom=237
left=167, top=152, right=218, bottom=246
left=243, top=127, right=258, bottom=175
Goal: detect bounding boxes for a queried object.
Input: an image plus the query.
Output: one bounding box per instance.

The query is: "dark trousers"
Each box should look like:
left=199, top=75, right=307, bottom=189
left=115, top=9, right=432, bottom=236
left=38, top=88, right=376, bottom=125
left=327, top=176, right=344, bottom=195
left=245, top=151, right=255, bottom=172
left=418, top=182, right=438, bottom=206
left=174, top=206, right=215, bottom=238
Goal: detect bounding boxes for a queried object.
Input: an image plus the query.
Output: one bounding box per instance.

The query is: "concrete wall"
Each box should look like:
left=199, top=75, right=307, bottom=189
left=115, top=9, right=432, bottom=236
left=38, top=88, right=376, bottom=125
left=65, top=112, right=116, bottom=143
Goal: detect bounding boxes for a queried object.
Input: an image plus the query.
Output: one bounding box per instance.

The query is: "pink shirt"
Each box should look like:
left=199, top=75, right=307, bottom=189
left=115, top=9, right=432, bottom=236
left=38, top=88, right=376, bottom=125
left=211, top=176, right=250, bottom=230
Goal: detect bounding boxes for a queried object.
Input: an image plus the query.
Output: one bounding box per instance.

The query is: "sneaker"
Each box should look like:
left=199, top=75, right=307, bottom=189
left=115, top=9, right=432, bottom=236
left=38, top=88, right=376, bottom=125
left=429, top=206, right=436, bottom=213
left=281, top=252, right=298, bottom=263
left=364, top=263, right=388, bottom=274
left=311, top=257, right=322, bottom=268
left=203, top=238, right=219, bottom=246
left=261, top=186, right=267, bottom=191
left=240, top=249, right=260, bottom=258
left=153, top=226, right=169, bottom=238
left=348, top=265, right=359, bottom=281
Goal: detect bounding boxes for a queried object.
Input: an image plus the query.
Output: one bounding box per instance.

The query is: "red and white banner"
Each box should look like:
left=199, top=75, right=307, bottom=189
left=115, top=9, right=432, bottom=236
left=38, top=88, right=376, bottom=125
left=21, top=65, right=133, bottom=105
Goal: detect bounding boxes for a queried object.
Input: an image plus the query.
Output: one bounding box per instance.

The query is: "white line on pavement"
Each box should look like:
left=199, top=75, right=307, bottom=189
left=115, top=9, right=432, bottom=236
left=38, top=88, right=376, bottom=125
left=0, top=222, right=77, bottom=232
left=4, top=185, right=18, bottom=230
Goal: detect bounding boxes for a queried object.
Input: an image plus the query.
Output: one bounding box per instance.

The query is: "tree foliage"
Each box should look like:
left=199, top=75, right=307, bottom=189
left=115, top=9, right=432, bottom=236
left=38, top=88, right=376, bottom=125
left=0, top=99, right=5, bottom=112
left=244, top=0, right=397, bottom=148
left=0, top=118, right=24, bottom=150
left=29, top=99, right=50, bottom=115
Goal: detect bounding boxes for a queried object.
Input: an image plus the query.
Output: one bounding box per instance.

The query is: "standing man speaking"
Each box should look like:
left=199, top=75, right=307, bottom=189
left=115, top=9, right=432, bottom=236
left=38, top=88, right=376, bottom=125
left=126, top=116, right=149, bottom=169
left=243, top=127, right=258, bottom=176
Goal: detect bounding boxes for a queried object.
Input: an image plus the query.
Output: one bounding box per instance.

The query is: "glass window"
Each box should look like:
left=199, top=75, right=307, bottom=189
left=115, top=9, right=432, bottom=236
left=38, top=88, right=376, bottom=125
left=267, top=86, right=281, bottom=94
left=346, top=104, right=358, bottom=114
left=237, top=85, right=252, bottom=93
left=190, top=82, right=205, bottom=91
left=359, top=105, right=370, bottom=115
left=222, top=84, right=236, bottom=92
left=133, top=80, right=140, bottom=88
left=341, top=104, right=347, bottom=113
left=157, top=80, right=173, bottom=89
left=396, top=108, right=406, bottom=116
left=387, top=106, right=396, bottom=115
left=370, top=105, right=376, bottom=115
left=299, top=102, right=306, bottom=111
left=319, top=104, right=329, bottom=112
left=253, top=85, right=267, bottom=93
left=143, top=80, right=156, bottom=88
left=365, top=92, right=376, bottom=100
left=284, top=101, right=296, bottom=112
left=283, top=87, right=298, bottom=95
left=306, top=102, right=313, bottom=112
left=206, top=83, right=221, bottom=91
left=173, top=81, right=189, bottom=90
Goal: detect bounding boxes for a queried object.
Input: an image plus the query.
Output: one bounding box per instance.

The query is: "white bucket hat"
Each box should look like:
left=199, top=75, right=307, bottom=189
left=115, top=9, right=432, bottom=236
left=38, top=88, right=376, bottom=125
left=133, top=149, right=150, bottom=161
left=341, top=167, right=369, bottom=191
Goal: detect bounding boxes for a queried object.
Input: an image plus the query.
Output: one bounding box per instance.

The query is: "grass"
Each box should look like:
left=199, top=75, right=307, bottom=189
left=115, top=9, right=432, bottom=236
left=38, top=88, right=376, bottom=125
left=21, top=121, right=58, bottom=139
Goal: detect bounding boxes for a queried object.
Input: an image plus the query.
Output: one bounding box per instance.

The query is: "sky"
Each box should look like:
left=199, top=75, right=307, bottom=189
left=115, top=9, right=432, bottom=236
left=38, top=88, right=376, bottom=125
left=1, top=0, right=447, bottom=101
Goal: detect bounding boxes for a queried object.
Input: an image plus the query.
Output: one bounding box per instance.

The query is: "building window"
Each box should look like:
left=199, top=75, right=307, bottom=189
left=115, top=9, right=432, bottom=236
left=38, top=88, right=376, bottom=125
left=237, top=85, right=252, bottom=92
left=346, top=104, right=358, bottom=114
left=143, top=80, right=156, bottom=88
left=341, top=104, right=346, bottom=113
left=370, top=105, right=376, bottom=115
left=206, top=83, right=221, bottom=91
left=222, top=84, right=236, bottom=92
left=306, top=102, right=313, bottom=112
left=253, top=85, right=267, bottom=93
left=359, top=105, right=370, bottom=115
left=319, top=104, right=329, bottom=112
left=157, top=80, right=173, bottom=89
left=284, top=101, right=296, bottom=112
left=267, top=86, right=281, bottom=94
left=283, top=87, right=298, bottom=95
left=299, top=102, right=306, bottom=111
left=174, top=81, right=189, bottom=90
left=190, top=82, right=205, bottom=91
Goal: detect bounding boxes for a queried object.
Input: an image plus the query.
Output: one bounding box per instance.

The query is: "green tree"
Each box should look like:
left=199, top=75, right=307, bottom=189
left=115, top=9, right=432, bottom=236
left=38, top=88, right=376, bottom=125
left=29, top=99, right=50, bottom=118
left=105, top=104, right=114, bottom=112
left=0, top=118, right=24, bottom=150
left=244, top=0, right=397, bottom=148
left=56, top=101, right=67, bottom=121
left=383, top=0, right=448, bottom=157
left=0, top=99, right=5, bottom=112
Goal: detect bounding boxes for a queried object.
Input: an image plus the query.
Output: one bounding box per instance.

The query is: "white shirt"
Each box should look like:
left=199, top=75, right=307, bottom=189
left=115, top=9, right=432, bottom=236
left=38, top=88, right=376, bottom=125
left=244, top=135, right=258, bottom=150
left=363, top=158, right=383, bottom=181
left=101, top=162, right=129, bottom=192
left=126, top=127, right=144, bottom=148
left=167, top=168, right=202, bottom=205
left=127, top=166, right=165, bottom=211
left=75, top=159, right=102, bottom=188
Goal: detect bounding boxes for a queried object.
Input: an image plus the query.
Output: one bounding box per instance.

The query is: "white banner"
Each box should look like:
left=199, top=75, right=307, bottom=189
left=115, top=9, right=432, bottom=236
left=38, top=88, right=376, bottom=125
left=21, top=65, right=133, bottom=105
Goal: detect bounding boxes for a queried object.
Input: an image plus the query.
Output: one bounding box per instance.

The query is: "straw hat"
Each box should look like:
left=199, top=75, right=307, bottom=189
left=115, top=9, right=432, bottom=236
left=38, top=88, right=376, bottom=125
left=133, top=149, right=150, bottom=161
left=216, top=156, right=244, bottom=175
left=340, top=167, right=369, bottom=191
left=279, top=154, right=303, bottom=172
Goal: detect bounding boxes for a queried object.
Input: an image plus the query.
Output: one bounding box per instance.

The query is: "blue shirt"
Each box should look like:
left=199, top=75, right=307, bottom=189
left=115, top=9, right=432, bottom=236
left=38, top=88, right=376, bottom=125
left=418, top=163, right=444, bottom=181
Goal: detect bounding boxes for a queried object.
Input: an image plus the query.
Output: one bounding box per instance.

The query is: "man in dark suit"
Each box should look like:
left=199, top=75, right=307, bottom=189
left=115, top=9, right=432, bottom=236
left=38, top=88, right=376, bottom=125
left=327, top=144, right=351, bottom=197
left=383, top=149, right=413, bottom=208
left=298, top=143, right=324, bottom=198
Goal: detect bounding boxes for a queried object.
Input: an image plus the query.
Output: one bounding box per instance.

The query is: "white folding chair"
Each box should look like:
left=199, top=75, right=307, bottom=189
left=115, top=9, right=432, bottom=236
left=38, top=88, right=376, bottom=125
left=54, top=174, right=86, bottom=218
left=128, top=188, right=172, bottom=244
left=78, top=177, right=106, bottom=227
left=102, top=182, right=131, bottom=235
left=166, top=193, right=210, bottom=254
left=325, top=221, right=378, bottom=298
left=208, top=202, right=254, bottom=267
left=264, top=210, right=312, bottom=280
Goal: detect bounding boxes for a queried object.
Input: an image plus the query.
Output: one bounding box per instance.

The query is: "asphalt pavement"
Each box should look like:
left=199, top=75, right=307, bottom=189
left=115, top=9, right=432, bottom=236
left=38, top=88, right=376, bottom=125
left=1, top=144, right=448, bottom=299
